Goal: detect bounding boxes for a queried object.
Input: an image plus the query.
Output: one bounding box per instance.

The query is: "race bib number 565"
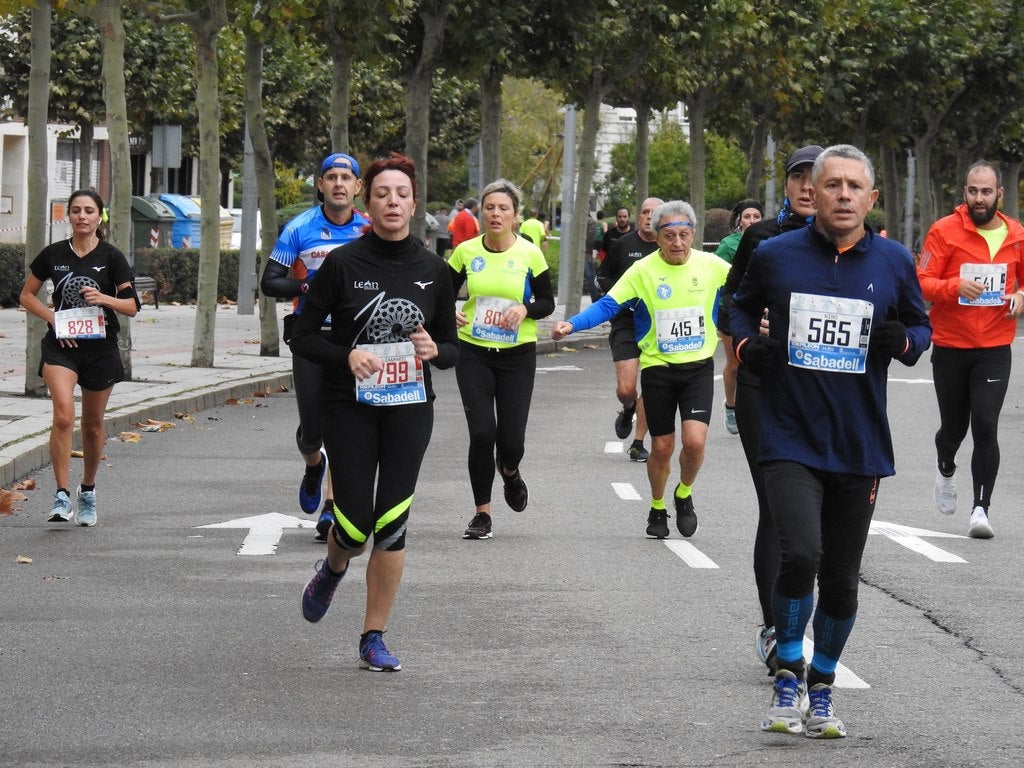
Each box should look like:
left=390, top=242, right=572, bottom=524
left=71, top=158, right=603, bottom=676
left=788, top=292, right=873, bottom=374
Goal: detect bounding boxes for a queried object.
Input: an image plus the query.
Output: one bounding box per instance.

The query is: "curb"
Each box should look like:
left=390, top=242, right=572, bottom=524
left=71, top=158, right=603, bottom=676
left=0, top=371, right=294, bottom=489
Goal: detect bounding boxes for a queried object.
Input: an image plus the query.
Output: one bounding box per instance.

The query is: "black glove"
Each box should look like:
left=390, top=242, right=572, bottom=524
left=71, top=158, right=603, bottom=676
left=739, top=335, right=779, bottom=376
left=870, top=320, right=907, bottom=358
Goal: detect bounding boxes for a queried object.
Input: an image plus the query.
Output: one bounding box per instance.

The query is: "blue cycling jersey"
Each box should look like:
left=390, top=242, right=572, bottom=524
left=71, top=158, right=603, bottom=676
left=269, top=204, right=368, bottom=315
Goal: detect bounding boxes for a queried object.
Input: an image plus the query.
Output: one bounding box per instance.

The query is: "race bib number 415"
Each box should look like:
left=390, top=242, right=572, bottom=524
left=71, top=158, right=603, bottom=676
left=654, top=306, right=705, bottom=353
left=354, top=342, right=427, bottom=406
left=54, top=306, right=105, bottom=340
left=788, top=292, right=873, bottom=374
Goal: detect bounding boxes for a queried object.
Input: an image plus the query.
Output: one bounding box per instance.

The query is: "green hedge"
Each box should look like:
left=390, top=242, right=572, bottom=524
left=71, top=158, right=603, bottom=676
left=0, top=243, right=240, bottom=306
left=0, top=244, right=24, bottom=307
left=134, top=248, right=239, bottom=304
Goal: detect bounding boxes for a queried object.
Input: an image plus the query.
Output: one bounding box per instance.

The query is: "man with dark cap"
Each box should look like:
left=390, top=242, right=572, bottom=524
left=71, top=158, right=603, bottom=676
left=260, top=153, right=369, bottom=539
left=718, top=145, right=823, bottom=677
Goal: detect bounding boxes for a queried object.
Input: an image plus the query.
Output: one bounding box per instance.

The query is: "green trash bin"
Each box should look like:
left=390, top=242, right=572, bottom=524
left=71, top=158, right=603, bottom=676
left=130, top=196, right=176, bottom=272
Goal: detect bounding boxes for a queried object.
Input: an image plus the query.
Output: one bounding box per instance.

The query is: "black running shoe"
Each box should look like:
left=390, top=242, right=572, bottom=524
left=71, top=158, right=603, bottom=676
left=496, top=457, right=528, bottom=512
left=615, top=401, right=637, bottom=439
left=646, top=508, right=669, bottom=538
left=674, top=491, right=698, bottom=538
left=463, top=512, right=493, bottom=539
left=628, top=443, right=649, bottom=462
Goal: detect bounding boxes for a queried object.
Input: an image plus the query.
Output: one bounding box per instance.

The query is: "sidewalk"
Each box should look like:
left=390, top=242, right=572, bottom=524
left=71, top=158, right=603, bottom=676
left=0, top=300, right=605, bottom=488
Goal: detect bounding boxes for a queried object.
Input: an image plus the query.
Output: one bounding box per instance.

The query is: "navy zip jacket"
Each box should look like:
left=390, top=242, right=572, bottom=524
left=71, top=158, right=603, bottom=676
left=729, top=224, right=931, bottom=477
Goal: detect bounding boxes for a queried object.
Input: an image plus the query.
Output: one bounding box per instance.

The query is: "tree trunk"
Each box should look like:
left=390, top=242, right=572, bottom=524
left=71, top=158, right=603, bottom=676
left=565, top=74, right=603, bottom=319
left=244, top=31, right=281, bottom=357
left=1004, top=160, right=1021, bottom=221
left=634, top=102, right=650, bottom=209
left=745, top=123, right=766, bottom=200
left=95, top=0, right=134, bottom=379
left=403, top=3, right=450, bottom=240
left=479, top=65, right=502, bottom=184
left=913, top=134, right=936, bottom=242
left=325, top=8, right=352, bottom=154
left=189, top=8, right=227, bottom=368
left=686, top=88, right=708, bottom=247
left=78, top=121, right=94, bottom=189
left=879, top=144, right=901, bottom=238
left=24, top=2, right=51, bottom=397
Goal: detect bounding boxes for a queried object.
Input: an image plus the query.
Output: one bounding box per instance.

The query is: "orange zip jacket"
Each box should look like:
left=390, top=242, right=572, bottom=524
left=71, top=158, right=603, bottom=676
left=917, top=204, right=1024, bottom=348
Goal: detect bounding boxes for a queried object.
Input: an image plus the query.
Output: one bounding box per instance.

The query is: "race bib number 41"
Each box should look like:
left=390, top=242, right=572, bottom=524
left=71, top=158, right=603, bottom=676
left=54, top=306, right=105, bottom=339
left=788, top=292, right=873, bottom=374
left=354, top=342, right=427, bottom=406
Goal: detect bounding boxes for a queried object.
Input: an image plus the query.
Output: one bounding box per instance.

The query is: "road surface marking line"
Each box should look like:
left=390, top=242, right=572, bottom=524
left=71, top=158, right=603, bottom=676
left=664, top=540, right=719, bottom=569
left=612, top=482, right=642, bottom=500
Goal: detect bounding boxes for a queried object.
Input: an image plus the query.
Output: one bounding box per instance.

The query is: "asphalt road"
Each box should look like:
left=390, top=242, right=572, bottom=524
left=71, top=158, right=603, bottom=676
left=3, top=343, right=1024, bottom=767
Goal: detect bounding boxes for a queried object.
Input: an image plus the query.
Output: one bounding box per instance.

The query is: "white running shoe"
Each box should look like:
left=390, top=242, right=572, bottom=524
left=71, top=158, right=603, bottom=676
left=805, top=683, right=847, bottom=739
left=761, top=669, right=808, bottom=735
left=934, top=469, right=956, bottom=515
left=968, top=506, right=994, bottom=539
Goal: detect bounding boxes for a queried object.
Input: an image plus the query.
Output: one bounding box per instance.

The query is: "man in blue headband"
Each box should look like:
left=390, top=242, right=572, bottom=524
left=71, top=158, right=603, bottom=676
left=260, top=152, right=368, bottom=539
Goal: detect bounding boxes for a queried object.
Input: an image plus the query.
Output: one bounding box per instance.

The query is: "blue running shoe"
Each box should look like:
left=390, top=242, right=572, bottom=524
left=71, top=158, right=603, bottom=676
left=805, top=683, right=847, bottom=739
left=48, top=490, right=72, bottom=522
left=76, top=486, right=97, bottom=527
left=299, top=451, right=327, bottom=514
left=315, top=504, right=334, bottom=542
left=301, top=559, right=345, bottom=623
left=359, top=631, right=401, bottom=671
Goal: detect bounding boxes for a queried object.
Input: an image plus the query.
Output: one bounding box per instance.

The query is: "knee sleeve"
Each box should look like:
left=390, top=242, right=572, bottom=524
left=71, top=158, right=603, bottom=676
left=373, top=502, right=410, bottom=552
left=329, top=504, right=371, bottom=551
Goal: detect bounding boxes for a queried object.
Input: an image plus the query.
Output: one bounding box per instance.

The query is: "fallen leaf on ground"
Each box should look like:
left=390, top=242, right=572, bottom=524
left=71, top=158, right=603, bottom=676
left=117, top=432, right=142, bottom=442
left=12, top=479, right=36, bottom=490
left=0, top=488, right=28, bottom=515
left=253, top=390, right=269, bottom=398
left=225, top=398, right=238, bottom=405
left=583, top=344, right=601, bottom=350
left=276, top=385, right=289, bottom=393
left=71, top=449, right=107, bottom=458
left=244, top=338, right=260, bottom=344
left=16, top=555, right=32, bottom=564
left=173, top=412, right=194, bottom=420
left=134, top=419, right=175, bottom=432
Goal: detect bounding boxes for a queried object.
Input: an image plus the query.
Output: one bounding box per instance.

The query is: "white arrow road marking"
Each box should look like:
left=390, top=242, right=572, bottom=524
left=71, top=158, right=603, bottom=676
left=869, top=520, right=968, bottom=563
left=664, top=540, right=719, bottom=569
left=612, top=482, right=642, bottom=500
left=605, top=441, right=623, bottom=454
left=198, top=512, right=316, bottom=556
left=801, top=637, right=870, bottom=689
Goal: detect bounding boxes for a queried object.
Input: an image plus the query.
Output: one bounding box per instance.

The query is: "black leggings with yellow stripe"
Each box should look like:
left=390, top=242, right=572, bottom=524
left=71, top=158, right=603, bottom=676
left=322, top=398, right=434, bottom=551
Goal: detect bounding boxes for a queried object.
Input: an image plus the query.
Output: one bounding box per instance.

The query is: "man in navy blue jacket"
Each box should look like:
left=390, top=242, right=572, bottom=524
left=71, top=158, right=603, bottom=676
left=731, top=144, right=931, bottom=740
